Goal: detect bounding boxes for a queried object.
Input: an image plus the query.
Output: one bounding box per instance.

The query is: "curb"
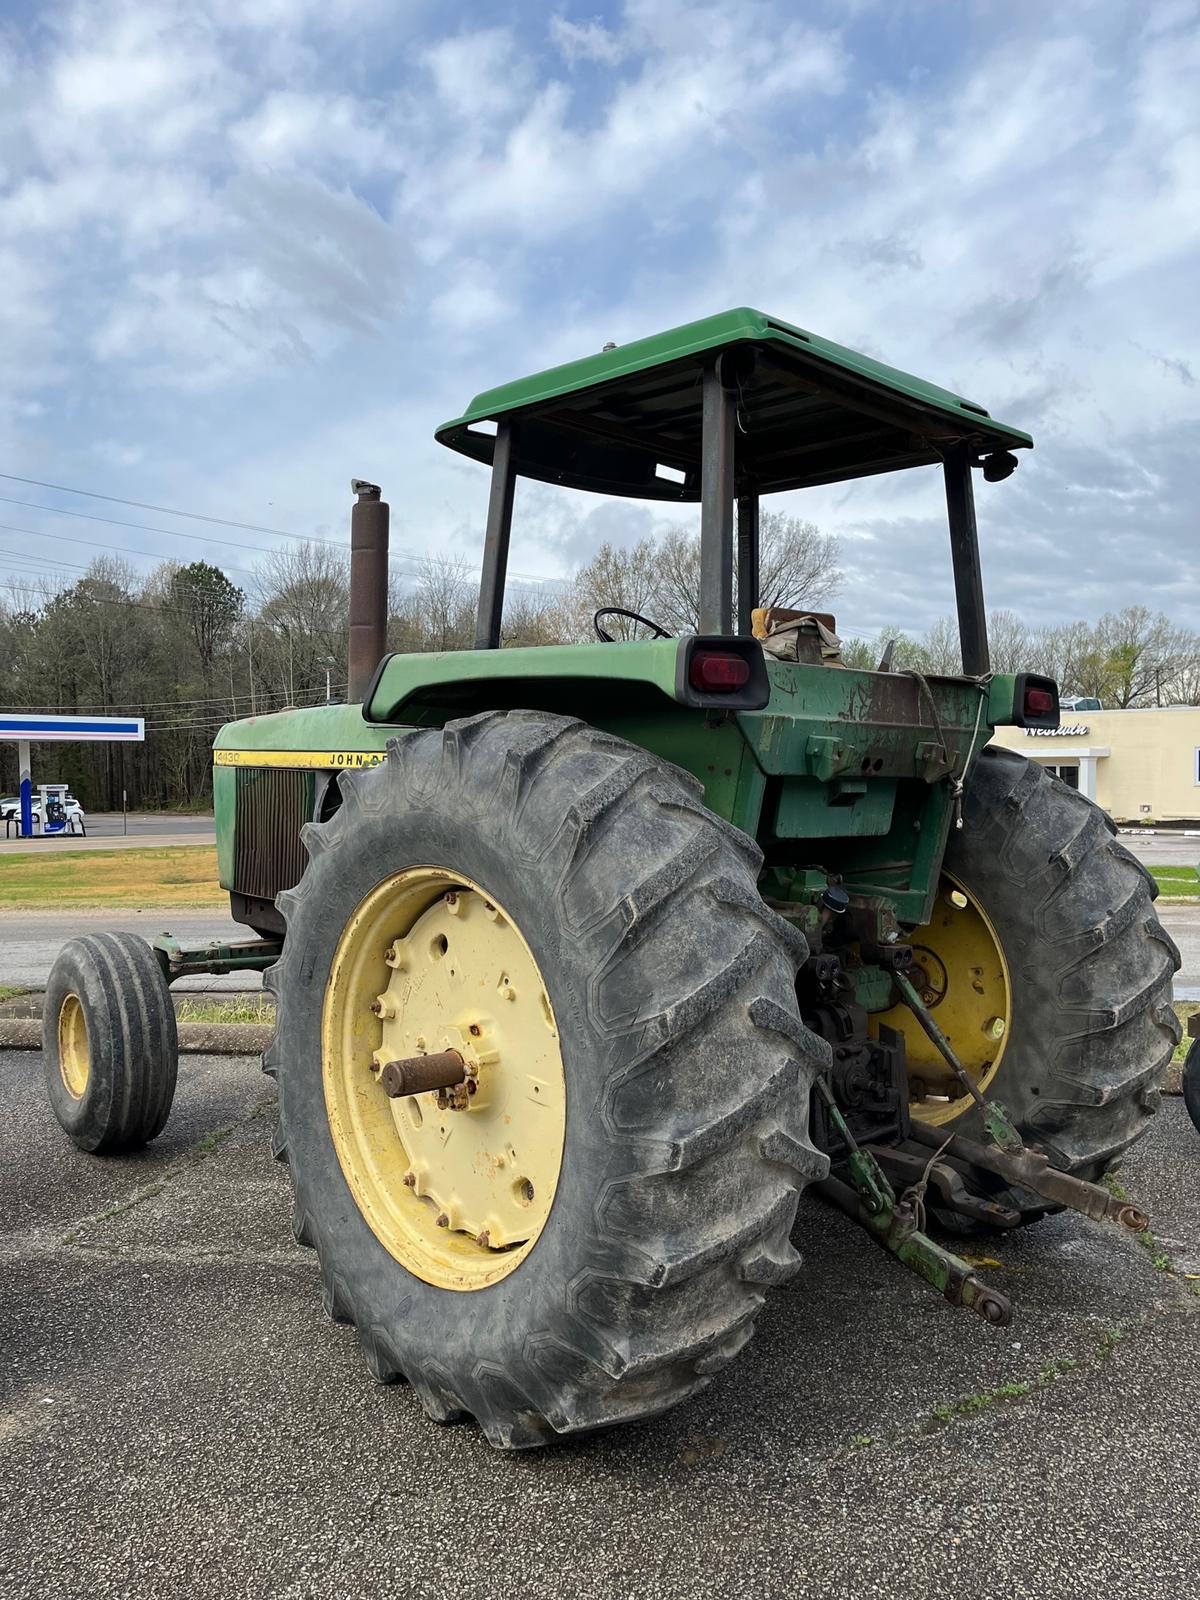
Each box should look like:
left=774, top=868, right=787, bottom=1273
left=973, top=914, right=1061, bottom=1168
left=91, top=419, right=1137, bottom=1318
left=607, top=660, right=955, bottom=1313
left=0, top=1018, right=271, bottom=1055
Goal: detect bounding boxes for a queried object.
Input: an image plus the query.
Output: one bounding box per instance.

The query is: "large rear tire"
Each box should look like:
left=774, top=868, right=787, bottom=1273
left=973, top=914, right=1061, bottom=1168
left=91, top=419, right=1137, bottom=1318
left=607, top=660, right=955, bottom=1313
left=266, top=711, right=829, bottom=1448
left=889, top=749, right=1179, bottom=1226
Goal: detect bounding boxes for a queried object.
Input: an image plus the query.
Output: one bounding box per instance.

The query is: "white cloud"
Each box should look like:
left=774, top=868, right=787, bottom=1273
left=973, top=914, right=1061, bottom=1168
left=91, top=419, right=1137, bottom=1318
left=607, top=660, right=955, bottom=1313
left=422, top=27, right=532, bottom=123
left=407, top=10, right=846, bottom=243
left=0, top=0, right=1195, bottom=636
left=230, top=89, right=400, bottom=173
left=549, top=15, right=628, bottom=68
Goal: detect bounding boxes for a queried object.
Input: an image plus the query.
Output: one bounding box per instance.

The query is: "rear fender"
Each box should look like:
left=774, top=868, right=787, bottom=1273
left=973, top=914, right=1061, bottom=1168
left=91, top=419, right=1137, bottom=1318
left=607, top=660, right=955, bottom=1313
left=363, top=638, right=769, bottom=725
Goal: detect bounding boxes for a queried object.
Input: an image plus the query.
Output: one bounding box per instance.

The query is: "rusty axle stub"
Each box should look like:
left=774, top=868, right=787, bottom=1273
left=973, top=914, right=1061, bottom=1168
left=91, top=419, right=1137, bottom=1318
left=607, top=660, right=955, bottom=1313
left=381, top=1049, right=466, bottom=1098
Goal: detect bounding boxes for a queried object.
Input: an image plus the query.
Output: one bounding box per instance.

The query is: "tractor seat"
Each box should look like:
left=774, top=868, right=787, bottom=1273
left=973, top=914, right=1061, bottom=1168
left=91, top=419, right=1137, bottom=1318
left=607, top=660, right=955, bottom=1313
left=751, top=607, right=842, bottom=665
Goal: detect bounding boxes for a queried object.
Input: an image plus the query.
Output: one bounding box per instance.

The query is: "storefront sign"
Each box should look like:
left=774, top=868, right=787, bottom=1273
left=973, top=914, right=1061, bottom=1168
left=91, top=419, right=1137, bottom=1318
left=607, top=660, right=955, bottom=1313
left=1026, top=725, right=1090, bottom=738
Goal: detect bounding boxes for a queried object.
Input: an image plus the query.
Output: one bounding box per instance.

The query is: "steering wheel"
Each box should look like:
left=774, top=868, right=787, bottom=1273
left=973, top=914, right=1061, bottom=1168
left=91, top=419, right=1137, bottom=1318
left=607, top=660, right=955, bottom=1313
left=593, top=607, right=673, bottom=642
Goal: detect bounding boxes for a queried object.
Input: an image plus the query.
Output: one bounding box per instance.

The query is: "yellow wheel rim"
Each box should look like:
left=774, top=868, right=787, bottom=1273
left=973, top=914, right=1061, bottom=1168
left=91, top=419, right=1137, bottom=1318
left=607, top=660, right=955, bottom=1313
left=57, top=993, right=90, bottom=1099
left=871, top=872, right=1012, bottom=1127
left=322, top=867, right=566, bottom=1291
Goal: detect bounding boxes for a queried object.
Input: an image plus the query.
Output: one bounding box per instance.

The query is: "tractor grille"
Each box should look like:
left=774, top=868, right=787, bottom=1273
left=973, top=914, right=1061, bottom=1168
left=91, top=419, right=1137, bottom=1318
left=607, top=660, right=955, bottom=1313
left=232, top=767, right=315, bottom=902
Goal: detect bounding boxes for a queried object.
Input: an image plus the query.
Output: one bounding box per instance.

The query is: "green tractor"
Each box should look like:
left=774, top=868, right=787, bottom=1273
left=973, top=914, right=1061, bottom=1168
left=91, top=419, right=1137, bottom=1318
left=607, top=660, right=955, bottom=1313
left=44, top=309, right=1180, bottom=1447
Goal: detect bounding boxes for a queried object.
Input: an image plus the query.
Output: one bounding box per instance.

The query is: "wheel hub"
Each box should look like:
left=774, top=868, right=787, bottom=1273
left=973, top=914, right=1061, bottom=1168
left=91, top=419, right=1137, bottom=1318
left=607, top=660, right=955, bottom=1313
left=322, top=867, right=566, bottom=1291
left=871, top=872, right=1011, bottom=1127
left=57, top=993, right=90, bottom=1099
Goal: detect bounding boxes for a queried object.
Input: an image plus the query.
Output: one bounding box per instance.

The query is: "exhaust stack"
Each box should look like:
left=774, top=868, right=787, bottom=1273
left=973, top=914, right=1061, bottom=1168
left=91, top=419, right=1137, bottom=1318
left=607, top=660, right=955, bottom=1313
left=348, top=479, right=389, bottom=703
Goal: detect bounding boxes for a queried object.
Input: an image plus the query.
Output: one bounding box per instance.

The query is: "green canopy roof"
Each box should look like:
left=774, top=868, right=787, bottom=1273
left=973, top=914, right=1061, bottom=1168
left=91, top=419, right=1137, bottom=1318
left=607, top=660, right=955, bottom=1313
left=435, top=308, right=1033, bottom=501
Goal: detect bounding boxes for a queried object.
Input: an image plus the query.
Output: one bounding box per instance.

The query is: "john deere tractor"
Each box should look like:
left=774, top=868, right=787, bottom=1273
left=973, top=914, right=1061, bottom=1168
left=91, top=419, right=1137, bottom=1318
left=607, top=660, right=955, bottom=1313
left=44, top=310, right=1180, bottom=1448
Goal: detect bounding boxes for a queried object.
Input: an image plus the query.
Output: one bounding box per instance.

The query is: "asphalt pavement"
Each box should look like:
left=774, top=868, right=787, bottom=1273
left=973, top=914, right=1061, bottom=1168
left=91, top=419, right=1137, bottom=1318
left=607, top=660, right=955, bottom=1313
left=0, top=910, right=262, bottom=993
left=1, top=812, right=216, bottom=854
left=1119, top=833, right=1200, bottom=868
left=2, top=894, right=1197, bottom=999
left=1, top=1045, right=1198, bottom=1600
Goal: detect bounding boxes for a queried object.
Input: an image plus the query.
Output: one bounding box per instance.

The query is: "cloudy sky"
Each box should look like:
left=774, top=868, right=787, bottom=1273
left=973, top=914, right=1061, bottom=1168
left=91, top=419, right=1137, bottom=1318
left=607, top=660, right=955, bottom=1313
left=0, top=0, right=1196, bottom=637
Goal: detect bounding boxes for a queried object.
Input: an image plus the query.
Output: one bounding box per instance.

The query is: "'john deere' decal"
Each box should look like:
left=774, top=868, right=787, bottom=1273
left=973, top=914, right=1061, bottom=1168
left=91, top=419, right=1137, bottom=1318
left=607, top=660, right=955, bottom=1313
left=213, top=749, right=386, bottom=770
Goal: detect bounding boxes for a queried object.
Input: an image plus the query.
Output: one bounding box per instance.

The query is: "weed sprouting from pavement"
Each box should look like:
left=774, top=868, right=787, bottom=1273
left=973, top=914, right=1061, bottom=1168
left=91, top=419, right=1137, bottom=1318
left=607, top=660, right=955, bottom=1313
left=1038, top=1356, right=1079, bottom=1384
left=59, top=1098, right=272, bottom=1243
left=1102, top=1174, right=1176, bottom=1272
left=1097, top=1326, right=1125, bottom=1359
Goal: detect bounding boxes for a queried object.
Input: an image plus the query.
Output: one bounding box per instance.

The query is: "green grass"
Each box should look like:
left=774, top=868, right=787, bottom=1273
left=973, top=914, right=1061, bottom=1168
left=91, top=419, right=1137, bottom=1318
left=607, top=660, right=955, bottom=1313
left=174, top=995, right=275, bottom=1026
left=1149, top=865, right=1200, bottom=899
left=0, top=984, right=30, bottom=1001
left=0, top=846, right=223, bottom=908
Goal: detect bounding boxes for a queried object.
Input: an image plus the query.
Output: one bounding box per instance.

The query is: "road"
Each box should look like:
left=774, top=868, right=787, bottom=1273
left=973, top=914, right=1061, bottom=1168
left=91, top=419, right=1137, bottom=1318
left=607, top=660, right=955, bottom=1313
left=0, top=821, right=1192, bottom=996
left=1, top=1048, right=1197, bottom=1599
left=0, top=910, right=260, bottom=993
left=3, top=902, right=1196, bottom=998
left=1120, top=833, right=1200, bottom=868
left=1, top=812, right=215, bottom=855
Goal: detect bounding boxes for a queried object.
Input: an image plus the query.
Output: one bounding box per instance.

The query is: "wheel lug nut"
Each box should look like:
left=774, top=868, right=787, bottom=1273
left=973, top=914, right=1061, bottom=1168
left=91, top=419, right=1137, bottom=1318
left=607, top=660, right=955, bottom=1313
left=403, top=1170, right=416, bottom=1188
left=475, top=1229, right=490, bottom=1248
left=435, top=1212, right=449, bottom=1228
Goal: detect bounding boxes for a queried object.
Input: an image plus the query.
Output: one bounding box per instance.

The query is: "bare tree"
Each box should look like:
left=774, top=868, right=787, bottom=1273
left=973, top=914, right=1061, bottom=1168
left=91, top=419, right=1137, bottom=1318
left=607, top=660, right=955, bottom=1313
left=598, top=513, right=842, bottom=635
left=652, top=529, right=702, bottom=634
left=568, top=539, right=662, bottom=639
left=758, top=513, right=842, bottom=613
left=501, top=583, right=571, bottom=647
left=919, top=616, right=961, bottom=675
left=414, top=556, right=475, bottom=652
left=985, top=609, right=1032, bottom=674
left=252, top=541, right=350, bottom=701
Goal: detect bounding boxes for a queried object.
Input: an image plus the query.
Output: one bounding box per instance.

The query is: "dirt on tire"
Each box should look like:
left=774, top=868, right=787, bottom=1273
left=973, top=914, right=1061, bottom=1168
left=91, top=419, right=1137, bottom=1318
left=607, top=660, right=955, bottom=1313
left=265, top=710, right=830, bottom=1447
left=935, top=746, right=1180, bottom=1225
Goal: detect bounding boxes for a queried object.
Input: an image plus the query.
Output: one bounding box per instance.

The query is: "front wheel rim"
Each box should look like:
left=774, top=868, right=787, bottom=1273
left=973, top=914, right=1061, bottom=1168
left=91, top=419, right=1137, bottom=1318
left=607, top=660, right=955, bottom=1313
left=322, top=866, right=567, bottom=1291
left=57, top=993, right=90, bottom=1098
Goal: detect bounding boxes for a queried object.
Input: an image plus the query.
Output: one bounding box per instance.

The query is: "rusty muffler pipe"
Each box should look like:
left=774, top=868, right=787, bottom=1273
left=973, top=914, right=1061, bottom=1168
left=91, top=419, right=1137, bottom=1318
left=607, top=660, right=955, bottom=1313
left=380, top=1050, right=466, bottom=1098
left=348, top=478, right=389, bottom=703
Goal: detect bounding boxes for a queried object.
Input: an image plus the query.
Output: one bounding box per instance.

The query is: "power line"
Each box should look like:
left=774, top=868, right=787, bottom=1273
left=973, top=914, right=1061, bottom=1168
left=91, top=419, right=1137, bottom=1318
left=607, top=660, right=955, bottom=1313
left=0, top=682, right=329, bottom=713
left=0, top=513, right=262, bottom=579
left=0, top=493, right=335, bottom=558
left=0, top=471, right=301, bottom=538
left=0, top=554, right=211, bottom=616
left=0, top=480, right=571, bottom=587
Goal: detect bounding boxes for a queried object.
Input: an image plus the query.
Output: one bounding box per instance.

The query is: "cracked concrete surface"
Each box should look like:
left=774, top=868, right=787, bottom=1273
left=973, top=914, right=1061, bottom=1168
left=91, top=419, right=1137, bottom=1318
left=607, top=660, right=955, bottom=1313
left=2, top=1048, right=1198, bottom=1599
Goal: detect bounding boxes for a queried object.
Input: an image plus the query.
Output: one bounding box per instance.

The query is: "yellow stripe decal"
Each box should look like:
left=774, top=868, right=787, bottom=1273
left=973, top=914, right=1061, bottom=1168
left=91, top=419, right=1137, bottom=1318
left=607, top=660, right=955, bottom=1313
left=214, top=749, right=386, bottom=770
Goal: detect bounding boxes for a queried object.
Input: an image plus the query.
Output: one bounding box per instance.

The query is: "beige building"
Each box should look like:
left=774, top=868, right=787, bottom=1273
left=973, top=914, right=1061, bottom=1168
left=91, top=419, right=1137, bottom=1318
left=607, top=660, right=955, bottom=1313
left=989, top=706, right=1200, bottom=824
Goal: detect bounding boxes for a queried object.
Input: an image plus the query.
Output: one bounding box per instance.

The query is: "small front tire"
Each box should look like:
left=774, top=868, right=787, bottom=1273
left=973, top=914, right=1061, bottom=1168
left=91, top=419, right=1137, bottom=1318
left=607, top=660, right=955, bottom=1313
left=43, top=933, right=179, bottom=1153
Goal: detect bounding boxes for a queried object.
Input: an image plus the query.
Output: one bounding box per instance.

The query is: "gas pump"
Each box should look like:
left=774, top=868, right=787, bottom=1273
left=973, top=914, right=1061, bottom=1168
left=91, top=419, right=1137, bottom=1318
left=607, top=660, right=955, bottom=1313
left=40, top=784, right=69, bottom=835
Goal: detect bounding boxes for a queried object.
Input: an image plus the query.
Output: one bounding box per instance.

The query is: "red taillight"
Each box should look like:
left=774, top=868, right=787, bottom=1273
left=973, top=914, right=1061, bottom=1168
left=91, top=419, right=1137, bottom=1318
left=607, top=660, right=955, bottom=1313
left=1025, top=687, right=1055, bottom=717
left=689, top=652, right=751, bottom=692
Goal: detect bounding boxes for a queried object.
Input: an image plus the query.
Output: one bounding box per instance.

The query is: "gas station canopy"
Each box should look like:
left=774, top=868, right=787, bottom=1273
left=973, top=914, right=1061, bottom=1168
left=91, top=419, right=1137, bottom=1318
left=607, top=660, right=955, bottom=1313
left=2, top=713, right=145, bottom=838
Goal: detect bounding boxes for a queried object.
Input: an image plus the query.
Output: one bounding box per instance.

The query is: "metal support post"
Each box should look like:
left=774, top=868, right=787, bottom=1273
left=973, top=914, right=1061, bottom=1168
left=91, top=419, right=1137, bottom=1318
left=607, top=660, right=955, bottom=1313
left=943, top=444, right=990, bottom=676
left=699, top=364, right=736, bottom=635
left=18, top=739, right=32, bottom=838
left=475, top=421, right=519, bottom=650
left=736, top=493, right=759, bottom=636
